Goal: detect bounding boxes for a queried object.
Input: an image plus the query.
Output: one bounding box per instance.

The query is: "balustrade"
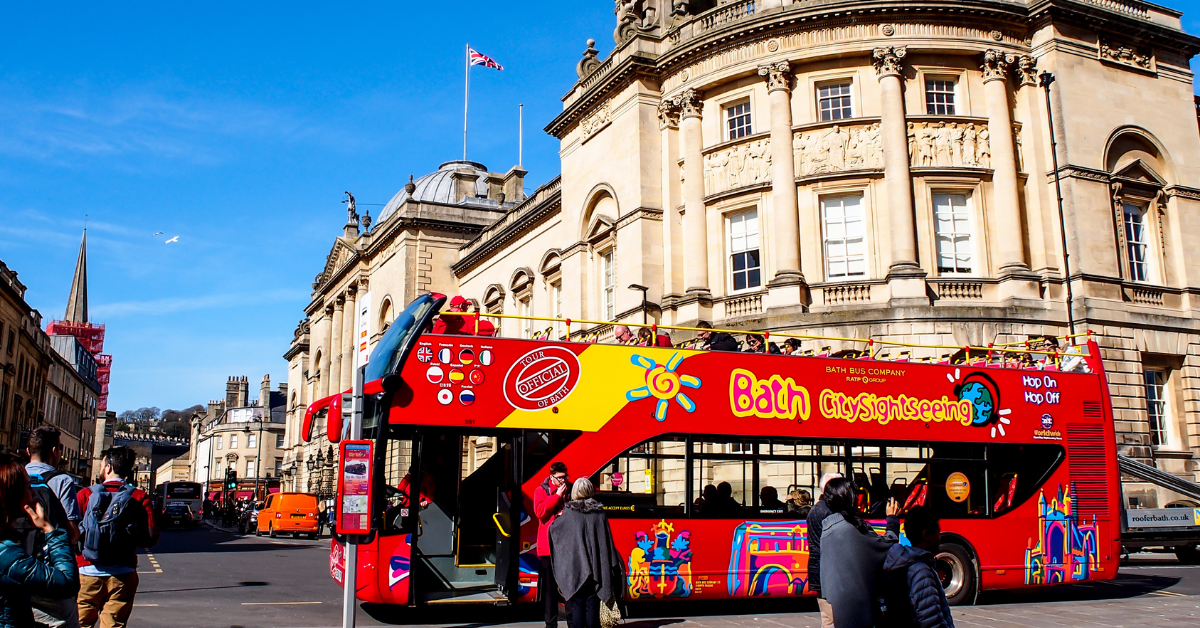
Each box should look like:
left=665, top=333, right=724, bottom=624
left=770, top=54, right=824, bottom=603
left=822, top=283, right=872, bottom=305
left=721, top=292, right=764, bottom=317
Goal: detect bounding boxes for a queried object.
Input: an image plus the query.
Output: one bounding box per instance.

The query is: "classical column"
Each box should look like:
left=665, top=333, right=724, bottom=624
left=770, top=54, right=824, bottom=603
left=873, top=46, right=926, bottom=303
left=328, top=295, right=345, bottom=395
left=340, top=286, right=357, bottom=391
left=678, top=88, right=710, bottom=299
left=318, top=305, right=334, bottom=398
left=982, top=50, right=1040, bottom=300
left=657, top=99, right=685, bottom=314
left=759, top=61, right=805, bottom=297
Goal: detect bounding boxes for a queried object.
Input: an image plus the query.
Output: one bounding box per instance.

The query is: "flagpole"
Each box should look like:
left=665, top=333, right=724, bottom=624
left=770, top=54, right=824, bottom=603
left=464, top=43, right=470, bottom=161
left=519, top=104, right=524, bottom=167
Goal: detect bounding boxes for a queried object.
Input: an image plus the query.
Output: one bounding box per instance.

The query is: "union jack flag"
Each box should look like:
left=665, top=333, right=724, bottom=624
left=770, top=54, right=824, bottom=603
left=469, top=47, right=504, bottom=71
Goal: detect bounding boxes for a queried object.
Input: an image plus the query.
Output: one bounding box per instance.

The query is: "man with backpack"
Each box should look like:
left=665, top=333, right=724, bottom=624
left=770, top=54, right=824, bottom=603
left=75, top=447, right=159, bottom=628
left=881, top=506, right=955, bottom=628
left=24, top=426, right=82, bottom=628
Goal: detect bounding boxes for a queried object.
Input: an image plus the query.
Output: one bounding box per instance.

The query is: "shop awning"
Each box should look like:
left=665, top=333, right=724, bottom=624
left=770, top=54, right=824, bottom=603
left=207, top=492, right=221, bottom=501
left=268, top=487, right=281, bottom=494
left=235, top=490, right=253, bottom=499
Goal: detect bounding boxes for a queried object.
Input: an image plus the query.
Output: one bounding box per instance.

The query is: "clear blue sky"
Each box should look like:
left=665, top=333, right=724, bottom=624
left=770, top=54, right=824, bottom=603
left=1, top=2, right=1199, bottom=413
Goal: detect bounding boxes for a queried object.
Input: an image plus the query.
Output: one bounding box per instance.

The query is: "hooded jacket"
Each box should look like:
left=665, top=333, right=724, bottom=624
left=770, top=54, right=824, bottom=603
left=534, top=477, right=566, bottom=558
left=882, top=544, right=955, bottom=628
left=0, top=529, right=79, bottom=628
left=819, top=513, right=900, bottom=628
left=548, top=498, right=623, bottom=603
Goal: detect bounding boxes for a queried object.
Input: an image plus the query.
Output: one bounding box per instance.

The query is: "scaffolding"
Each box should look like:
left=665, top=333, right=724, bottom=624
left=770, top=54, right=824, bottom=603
left=45, top=320, right=112, bottom=411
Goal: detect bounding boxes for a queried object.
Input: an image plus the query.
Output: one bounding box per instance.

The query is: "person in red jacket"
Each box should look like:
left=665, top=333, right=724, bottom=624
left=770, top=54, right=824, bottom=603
left=534, top=462, right=571, bottom=628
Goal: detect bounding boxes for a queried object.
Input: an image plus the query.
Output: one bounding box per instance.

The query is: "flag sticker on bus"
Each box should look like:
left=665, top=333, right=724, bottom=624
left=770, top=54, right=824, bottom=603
left=503, top=346, right=581, bottom=411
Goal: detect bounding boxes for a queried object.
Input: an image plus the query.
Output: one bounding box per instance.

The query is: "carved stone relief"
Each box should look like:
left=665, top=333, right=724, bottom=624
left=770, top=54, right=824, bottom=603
left=1099, top=38, right=1153, bottom=70
left=657, top=99, right=681, bottom=130
left=580, top=100, right=612, bottom=142
left=614, top=0, right=663, bottom=44
left=1015, top=55, right=1038, bottom=87
left=793, top=123, right=883, bottom=177
left=907, top=121, right=991, bottom=169
left=703, top=138, right=772, bottom=196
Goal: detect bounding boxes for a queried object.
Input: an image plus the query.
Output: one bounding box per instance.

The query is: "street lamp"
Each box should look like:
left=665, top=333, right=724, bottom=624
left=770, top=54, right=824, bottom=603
left=628, top=284, right=649, bottom=324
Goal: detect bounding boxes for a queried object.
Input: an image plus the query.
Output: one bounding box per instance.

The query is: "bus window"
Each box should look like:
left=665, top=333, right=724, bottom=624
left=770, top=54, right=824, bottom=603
left=522, top=431, right=581, bottom=483
left=592, top=436, right=687, bottom=518
left=692, top=439, right=755, bottom=517
left=925, top=443, right=988, bottom=519
left=986, top=443, right=1064, bottom=515
left=693, top=438, right=845, bottom=518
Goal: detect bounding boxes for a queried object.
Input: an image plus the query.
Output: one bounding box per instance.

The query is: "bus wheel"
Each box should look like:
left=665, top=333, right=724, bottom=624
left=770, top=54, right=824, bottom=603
left=1176, top=545, right=1200, bottom=565
left=936, top=543, right=977, bottom=606
left=269, top=524, right=277, bottom=538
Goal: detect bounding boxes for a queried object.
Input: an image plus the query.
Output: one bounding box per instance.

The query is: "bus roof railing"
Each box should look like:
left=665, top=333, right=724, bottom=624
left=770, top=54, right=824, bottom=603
left=432, top=311, right=1095, bottom=363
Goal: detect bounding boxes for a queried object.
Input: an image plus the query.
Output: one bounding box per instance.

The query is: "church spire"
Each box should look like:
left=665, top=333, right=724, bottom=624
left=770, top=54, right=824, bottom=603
left=64, top=230, right=88, bottom=323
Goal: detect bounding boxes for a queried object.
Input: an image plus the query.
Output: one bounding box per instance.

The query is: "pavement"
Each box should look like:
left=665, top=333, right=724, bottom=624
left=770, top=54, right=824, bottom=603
left=131, top=525, right=1198, bottom=627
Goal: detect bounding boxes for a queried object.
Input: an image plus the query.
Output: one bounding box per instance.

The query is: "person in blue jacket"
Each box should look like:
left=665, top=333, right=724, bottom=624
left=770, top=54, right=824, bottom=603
left=881, top=506, right=955, bottom=628
left=0, top=454, right=80, bottom=628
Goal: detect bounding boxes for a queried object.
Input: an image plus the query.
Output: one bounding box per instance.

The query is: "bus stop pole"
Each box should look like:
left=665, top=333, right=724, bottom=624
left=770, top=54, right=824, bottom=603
left=342, top=365, right=365, bottom=628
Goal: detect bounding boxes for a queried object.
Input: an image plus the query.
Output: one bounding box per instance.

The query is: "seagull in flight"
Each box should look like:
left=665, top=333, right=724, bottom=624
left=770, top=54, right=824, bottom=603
left=152, top=231, right=163, bottom=236
left=164, top=236, right=179, bottom=244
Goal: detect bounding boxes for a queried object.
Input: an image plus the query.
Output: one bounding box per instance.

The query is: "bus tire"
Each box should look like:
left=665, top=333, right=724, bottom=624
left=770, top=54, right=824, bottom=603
left=936, top=542, right=977, bottom=606
left=1176, top=545, right=1200, bottom=565
left=269, top=524, right=277, bottom=538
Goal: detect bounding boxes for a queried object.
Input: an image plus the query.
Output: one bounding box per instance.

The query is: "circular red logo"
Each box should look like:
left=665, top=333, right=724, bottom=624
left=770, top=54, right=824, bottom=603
left=503, top=347, right=581, bottom=411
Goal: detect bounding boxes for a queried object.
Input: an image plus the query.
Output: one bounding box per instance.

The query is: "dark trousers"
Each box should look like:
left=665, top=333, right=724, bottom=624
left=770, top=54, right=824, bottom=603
left=567, top=593, right=599, bottom=628
left=539, top=557, right=570, bottom=628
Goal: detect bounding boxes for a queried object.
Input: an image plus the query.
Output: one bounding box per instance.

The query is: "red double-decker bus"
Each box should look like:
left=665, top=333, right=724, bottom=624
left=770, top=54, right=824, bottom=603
left=305, top=293, right=1120, bottom=610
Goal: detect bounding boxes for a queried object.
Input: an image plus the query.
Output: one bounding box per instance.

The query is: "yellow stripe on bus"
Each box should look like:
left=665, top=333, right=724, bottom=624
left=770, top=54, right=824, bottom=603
left=497, top=345, right=702, bottom=431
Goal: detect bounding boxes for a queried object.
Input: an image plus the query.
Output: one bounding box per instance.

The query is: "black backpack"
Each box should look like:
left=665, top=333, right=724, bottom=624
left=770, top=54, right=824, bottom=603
left=8, top=469, right=70, bottom=557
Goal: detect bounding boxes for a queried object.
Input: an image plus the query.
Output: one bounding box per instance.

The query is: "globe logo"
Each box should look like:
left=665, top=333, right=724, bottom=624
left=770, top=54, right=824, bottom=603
left=957, top=379, right=996, bottom=426
left=1041, top=413, right=1054, bottom=429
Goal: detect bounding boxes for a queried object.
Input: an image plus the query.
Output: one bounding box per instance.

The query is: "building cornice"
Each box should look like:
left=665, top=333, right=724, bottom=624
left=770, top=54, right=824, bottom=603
left=546, top=54, right=659, bottom=139
left=453, top=180, right=564, bottom=277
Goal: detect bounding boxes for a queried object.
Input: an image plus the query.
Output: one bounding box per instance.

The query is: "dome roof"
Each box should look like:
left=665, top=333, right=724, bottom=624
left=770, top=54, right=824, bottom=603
left=377, top=160, right=491, bottom=223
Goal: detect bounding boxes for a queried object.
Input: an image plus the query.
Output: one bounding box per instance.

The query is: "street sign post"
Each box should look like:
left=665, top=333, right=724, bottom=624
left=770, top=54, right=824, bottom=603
left=341, top=364, right=367, bottom=628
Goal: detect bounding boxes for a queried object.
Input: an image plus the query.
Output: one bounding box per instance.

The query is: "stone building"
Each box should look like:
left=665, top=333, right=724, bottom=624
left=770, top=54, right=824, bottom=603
left=282, top=164, right=526, bottom=491
left=189, top=375, right=287, bottom=500
left=287, top=0, right=1200, bottom=502
left=45, top=335, right=100, bottom=480
left=0, top=260, right=50, bottom=454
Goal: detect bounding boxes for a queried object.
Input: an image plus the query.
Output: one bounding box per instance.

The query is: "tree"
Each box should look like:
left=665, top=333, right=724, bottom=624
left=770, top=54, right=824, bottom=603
left=159, top=420, right=189, bottom=439
left=134, top=407, right=161, bottom=423
left=118, top=410, right=136, bottom=423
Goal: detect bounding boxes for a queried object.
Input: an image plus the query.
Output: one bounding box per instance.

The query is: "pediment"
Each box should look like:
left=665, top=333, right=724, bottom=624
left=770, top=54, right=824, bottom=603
left=585, top=214, right=615, bottom=241
left=322, top=238, right=359, bottom=278
left=1113, top=159, right=1167, bottom=187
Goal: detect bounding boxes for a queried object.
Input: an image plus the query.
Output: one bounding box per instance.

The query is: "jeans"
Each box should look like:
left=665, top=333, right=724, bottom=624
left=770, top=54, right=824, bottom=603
left=567, top=593, right=599, bottom=628
left=538, top=558, right=571, bottom=628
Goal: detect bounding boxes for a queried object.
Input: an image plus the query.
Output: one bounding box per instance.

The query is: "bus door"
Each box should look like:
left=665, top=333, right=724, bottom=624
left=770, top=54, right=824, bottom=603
left=398, top=429, right=519, bottom=605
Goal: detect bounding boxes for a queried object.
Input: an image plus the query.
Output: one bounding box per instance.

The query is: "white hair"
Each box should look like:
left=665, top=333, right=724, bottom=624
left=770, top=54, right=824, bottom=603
left=571, top=477, right=595, bottom=501
left=819, top=473, right=844, bottom=494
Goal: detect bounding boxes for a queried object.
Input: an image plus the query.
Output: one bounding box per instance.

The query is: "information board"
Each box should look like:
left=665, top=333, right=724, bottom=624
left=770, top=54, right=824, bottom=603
left=337, top=440, right=374, bottom=535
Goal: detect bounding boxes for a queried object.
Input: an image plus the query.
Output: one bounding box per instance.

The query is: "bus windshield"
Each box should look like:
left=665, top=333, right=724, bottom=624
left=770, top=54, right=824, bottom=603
left=168, top=484, right=202, bottom=499
left=365, top=293, right=445, bottom=383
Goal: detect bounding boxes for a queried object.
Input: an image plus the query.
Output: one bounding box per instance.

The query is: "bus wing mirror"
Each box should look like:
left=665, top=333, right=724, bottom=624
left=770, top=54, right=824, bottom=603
left=381, top=374, right=404, bottom=394
left=327, top=394, right=343, bottom=444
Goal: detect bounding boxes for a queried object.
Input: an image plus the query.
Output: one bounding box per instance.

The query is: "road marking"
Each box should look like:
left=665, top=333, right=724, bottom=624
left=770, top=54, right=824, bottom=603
left=1147, top=590, right=1188, bottom=597
left=144, top=553, right=163, bottom=574
left=241, top=601, right=323, bottom=606
left=137, top=604, right=160, bottom=607
left=1123, top=565, right=1200, bottom=570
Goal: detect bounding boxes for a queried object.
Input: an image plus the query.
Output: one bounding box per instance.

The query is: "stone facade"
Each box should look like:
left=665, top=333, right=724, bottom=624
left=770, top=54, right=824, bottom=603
left=282, top=163, right=526, bottom=491
left=189, top=375, right=287, bottom=499
left=0, top=260, right=51, bottom=455
left=285, top=0, right=1200, bottom=503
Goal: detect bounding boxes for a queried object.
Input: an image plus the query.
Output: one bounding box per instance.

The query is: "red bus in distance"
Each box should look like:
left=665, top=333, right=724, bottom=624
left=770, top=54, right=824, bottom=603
left=307, top=293, right=1119, bottom=610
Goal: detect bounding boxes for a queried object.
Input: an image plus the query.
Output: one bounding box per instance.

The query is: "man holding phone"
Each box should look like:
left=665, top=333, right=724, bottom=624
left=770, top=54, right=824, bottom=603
left=534, top=462, right=571, bottom=628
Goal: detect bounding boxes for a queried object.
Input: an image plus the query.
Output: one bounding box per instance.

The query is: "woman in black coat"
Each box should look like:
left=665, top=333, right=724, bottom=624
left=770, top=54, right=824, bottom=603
left=549, top=478, right=623, bottom=628
left=819, top=477, right=900, bottom=628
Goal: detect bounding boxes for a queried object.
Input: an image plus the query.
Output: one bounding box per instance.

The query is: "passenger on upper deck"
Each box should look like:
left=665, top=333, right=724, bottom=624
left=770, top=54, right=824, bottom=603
left=614, top=325, right=635, bottom=345
left=781, top=339, right=802, bottom=355
left=695, top=321, right=738, bottom=352
left=433, top=296, right=475, bottom=335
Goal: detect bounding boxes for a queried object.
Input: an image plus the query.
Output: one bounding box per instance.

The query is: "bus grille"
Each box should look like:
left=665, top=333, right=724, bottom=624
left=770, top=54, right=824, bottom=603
left=1067, top=424, right=1110, bottom=516
left=1082, top=401, right=1103, bottom=419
